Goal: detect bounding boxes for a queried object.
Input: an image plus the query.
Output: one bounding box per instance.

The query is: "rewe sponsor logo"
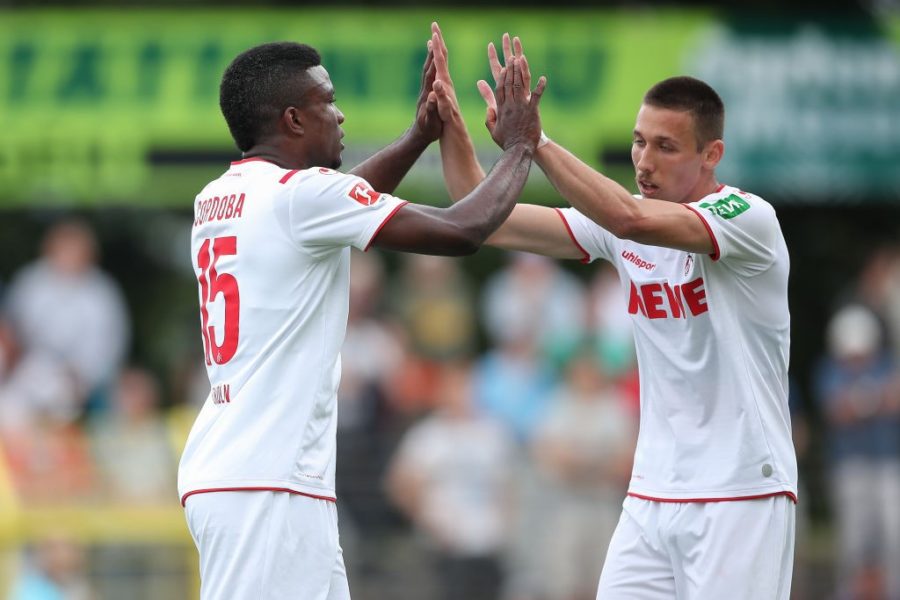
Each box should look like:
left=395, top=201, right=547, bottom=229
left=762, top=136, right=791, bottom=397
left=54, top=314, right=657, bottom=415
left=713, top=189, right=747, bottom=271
left=628, top=277, right=709, bottom=319
left=621, top=250, right=656, bottom=271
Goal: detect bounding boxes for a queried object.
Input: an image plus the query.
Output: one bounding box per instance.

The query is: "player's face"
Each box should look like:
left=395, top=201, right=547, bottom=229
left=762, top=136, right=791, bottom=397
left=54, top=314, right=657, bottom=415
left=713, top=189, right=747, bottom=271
left=631, top=104, right=710, bottom=204
left=298, top=66, right=345, bottom=169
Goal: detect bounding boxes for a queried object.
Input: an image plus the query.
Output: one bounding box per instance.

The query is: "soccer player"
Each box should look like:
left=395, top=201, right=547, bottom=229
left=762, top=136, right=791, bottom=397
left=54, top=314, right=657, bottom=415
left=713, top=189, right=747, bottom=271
left=429, top=26, right=797, bottom=599
left=178, top=33, right=546, bottom=600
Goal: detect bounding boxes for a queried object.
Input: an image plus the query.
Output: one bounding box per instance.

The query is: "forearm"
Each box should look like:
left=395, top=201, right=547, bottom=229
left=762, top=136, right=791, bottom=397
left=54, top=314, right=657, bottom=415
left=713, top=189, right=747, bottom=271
left=445, top=142, right=532, bottom=246
left=369, top=143, right=533, bottom=256
left=440, top=120, right=485, bottom=202
left=350, top=126, right=430, bottom=193
left=536, top=142, right=640, bottom=237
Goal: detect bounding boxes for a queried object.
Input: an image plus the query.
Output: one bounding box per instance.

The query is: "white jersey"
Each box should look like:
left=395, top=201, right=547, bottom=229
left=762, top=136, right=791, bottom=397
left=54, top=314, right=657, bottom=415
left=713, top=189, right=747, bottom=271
left=178, top=158, right=407, bottom=506
left=558, top=185, right=797, bottom=501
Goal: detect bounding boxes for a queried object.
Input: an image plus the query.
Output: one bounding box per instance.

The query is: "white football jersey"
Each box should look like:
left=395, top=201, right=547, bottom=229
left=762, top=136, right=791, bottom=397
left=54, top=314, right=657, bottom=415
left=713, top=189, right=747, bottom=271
left=178, top=158, right=407, bottom=505
left=558, top=185, right=797, bottom=501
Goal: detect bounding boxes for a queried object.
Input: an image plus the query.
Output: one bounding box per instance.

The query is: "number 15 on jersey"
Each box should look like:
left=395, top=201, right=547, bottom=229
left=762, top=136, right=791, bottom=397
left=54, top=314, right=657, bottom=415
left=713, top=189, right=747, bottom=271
left=197, top=236, right=241, bottom=365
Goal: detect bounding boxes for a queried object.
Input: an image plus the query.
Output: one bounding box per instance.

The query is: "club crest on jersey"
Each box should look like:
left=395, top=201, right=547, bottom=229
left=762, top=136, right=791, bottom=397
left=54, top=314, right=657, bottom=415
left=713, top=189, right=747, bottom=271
left=348, top=182, right=382, bottom=206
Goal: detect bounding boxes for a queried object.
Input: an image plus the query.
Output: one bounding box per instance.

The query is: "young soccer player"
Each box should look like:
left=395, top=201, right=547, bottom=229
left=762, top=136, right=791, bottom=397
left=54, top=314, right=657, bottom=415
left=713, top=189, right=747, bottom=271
left=430, top=25, right=797, bottom=599
left=178, top=29, right=546, bottom=600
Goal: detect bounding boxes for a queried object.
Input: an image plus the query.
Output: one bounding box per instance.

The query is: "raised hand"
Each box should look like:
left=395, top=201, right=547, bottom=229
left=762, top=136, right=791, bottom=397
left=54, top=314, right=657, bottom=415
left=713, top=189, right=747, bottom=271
left=477, top=33, right=531, bottom=137
left=490, top=55, right=546, bottom=151
left=412, top=44, right=442, bottom=143
left=429, top=22, right=462, bottom=124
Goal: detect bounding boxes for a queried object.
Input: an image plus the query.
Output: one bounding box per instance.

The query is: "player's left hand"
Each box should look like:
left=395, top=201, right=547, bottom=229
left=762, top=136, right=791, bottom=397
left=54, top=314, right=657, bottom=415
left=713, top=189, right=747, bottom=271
left=412, top=43, right=442, bottom=143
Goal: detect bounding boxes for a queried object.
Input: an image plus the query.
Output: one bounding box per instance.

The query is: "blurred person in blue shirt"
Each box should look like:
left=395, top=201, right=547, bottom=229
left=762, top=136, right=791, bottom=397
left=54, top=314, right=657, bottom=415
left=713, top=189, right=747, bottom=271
left=11, top=535, right=92, bottom=600
left=815, top=303, right=900, bottom=600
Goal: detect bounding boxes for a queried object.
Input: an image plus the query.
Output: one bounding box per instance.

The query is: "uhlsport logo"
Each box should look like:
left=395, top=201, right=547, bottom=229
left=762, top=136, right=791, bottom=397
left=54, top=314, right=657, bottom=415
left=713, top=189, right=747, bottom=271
left=699, top=194, right=750, bottom=220
left=621, top=250, right=656, bottom=271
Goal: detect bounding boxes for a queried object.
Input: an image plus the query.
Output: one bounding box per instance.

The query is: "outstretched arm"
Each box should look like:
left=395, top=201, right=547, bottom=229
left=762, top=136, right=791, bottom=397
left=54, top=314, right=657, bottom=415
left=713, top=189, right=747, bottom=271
left=534, top=142, right=713, bottom=253
left=478, top=34, right=713, bottom=254
left=428, top=22, right=486, bottom=201
left=431, top=27, right=580, bottom=259
left=371, top=55, right=547, bottom=256
left=349, top=42, right=442, bottom=193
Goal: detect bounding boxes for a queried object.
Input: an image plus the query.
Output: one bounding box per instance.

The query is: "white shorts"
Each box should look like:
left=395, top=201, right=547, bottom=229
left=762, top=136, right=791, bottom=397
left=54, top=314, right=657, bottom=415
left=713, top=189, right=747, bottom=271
left=185, top=490, right=350, bottom=600
left=596, top=494, right=795, bottom=599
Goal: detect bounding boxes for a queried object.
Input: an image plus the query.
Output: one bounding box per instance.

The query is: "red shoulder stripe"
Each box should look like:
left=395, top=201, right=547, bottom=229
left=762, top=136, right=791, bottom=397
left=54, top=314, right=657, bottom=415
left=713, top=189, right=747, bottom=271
left=279, top=170, right=300, bottom=184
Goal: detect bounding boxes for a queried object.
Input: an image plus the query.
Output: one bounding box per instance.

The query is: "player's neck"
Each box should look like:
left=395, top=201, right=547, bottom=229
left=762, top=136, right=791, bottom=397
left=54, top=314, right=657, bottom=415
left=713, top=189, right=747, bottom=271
left=240, top=142, right=307, bottom=171
left=682, top=174, right=721, bottom=204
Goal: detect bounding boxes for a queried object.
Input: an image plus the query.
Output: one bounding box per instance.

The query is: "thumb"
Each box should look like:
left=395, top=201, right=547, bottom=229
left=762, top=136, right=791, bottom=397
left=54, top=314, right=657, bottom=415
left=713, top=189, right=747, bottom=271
left=529, top=75, right=547, bottom=108
left=477, top=79, right=497, bottom=111
left=433, top=80, right=455, bottom=122
left=484, top=106, right=497, bottom=133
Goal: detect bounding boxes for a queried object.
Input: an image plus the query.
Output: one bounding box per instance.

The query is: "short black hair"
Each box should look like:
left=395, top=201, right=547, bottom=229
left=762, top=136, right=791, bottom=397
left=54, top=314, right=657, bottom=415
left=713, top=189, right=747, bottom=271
left=643, top=76, right=724, bottom=150
left=219, top=42, right=322, bottom=152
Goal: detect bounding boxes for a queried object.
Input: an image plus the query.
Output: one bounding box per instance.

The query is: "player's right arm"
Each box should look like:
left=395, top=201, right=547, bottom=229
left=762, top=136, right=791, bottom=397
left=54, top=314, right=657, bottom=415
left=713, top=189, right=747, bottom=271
left=370, top=55, right=547, bottom=256
left=479, top=33, right=713, bottom=255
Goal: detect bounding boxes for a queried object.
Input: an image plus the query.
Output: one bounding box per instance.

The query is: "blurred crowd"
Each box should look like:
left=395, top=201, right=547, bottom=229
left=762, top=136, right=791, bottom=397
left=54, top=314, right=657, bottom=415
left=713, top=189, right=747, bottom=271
left=810, top=247, right=900, bottom=600
left=1, top=219, right=900, bottom=599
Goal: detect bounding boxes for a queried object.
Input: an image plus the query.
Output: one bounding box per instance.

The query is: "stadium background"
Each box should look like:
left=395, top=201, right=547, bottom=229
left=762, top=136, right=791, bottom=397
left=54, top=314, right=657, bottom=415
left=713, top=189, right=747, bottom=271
left=0, top=0, right=899, bottom=598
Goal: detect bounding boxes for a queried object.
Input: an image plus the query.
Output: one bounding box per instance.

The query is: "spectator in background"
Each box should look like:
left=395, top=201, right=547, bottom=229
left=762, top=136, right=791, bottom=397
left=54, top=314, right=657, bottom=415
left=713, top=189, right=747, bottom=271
left=386, top=361, right=515, bottom=600
left=11, top=535, right=93, bottom=600
left=336, top=250, right=405, bottom=554
left=584, top=264, right=640, bottom=414
left=472, top=327, right=557, bottom=447
left=531, top=348, right=636, bottom=600
left=585, top=262, right=634, bottom=376
left=386, top=254, right=478, bottom=417
left=0, top=316, right=93, bottom=503
left=0, top=317, right=80, bottom=434
left=815, top=304, right=900, bottom=599
left=390, top=253, right=477, bottom=362
left=0, top=408, right=95, bottom=505
left=89, top=367, right=176, bottom=505
left=481, top=253, right=585, bottom=366
left=5, top=219, right=129, bottom=413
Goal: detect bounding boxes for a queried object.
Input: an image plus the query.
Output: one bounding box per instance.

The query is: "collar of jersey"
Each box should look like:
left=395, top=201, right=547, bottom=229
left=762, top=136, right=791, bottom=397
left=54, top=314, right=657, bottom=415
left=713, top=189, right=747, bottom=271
left=231, top=157, right=277, bottom=166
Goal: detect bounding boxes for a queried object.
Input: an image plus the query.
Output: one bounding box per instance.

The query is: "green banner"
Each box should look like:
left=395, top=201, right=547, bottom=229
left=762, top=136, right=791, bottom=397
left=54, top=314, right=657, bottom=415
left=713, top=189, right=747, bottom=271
left=1, top=10, right=898, bottom=206
left=690, top=18, right=900, bottom=201
left=0, top=9, right=709, bottom=206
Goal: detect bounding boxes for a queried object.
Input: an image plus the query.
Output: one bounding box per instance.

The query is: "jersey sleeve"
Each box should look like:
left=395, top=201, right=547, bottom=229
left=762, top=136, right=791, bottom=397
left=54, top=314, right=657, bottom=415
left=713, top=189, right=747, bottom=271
left=686, top=193, right=780, bottom=276
left=285, top=171, right=407, bottom=257
left=555, top=207, right=619, bottom=264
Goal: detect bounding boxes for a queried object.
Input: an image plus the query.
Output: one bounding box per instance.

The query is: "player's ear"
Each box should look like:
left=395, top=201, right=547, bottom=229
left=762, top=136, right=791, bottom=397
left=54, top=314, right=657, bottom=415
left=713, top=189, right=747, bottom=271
left=703, top=139, right=724, bottom=169
left=282, top=106, right=305, bottom=136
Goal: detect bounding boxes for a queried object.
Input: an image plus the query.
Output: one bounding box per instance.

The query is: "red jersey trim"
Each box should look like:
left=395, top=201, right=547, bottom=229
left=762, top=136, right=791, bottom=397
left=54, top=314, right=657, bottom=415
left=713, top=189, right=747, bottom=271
left=714, top=183, right=725, bottom=193
left=364, top=201, right=409, bottom=251
left=553, top=208, right=591, bottom=264
left=181, top=487, right=337, bottom=507
left=683, top=204, right=721, bottom=261
left=628, top=490, right=797, bottom=505
left=279, top=170, right=300, bottom=184
left=231, top=157, right=275, bottom=166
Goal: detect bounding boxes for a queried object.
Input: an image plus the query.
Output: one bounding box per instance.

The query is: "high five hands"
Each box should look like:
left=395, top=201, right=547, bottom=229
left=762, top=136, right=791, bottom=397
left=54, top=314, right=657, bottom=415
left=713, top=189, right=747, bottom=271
left=429, top=23, right=547, bottom=150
